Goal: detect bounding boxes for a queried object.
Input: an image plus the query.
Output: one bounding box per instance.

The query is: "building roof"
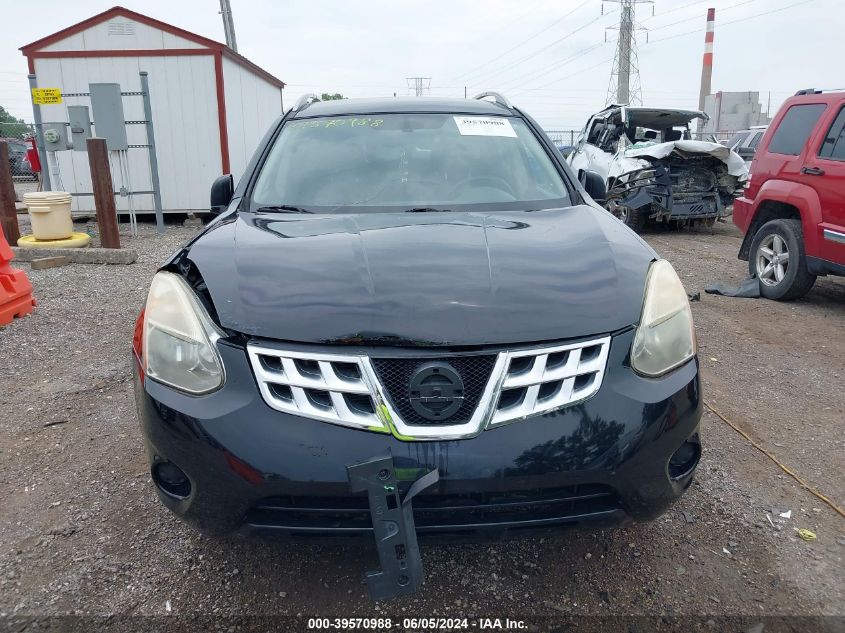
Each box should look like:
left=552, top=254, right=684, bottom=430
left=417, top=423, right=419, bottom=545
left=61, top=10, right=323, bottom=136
left=20, top=5, right=284, bottom=88
left=293, top=97, right=513, bottom=118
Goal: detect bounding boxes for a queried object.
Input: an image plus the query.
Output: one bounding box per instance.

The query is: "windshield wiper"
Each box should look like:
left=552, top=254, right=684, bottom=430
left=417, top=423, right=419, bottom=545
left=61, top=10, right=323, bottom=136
left=254, top=205, right=314, bottom=214
left=404, top=207, right=453, bottom=213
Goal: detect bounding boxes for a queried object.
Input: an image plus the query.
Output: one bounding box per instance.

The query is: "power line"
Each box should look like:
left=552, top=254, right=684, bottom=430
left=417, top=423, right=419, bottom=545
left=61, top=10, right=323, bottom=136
left=464, top=11, right=616, bottom=86
left=645, top=0, right=710, bottom=17
left=645, top=0, right=816, bottom=45
left=645, top=0, right=757, bottom=34
left=498, top=42, right=607, bottom=92
left=449, top=0, right=592, bottom=82
left=514, top=55, right=617, bottom=94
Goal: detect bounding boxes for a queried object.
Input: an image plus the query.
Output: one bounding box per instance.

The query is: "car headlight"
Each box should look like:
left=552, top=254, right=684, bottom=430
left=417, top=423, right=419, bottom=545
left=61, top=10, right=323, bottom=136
left=143, top=271, right=225, bottom=394
left=631, top=260, right=696, bottom=377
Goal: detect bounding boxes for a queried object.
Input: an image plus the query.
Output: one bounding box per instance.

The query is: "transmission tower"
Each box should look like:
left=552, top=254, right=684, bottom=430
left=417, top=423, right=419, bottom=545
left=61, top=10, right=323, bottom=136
left=603, top=0, right=652, bottom=106
left=406, top=77, right=431, bottom=97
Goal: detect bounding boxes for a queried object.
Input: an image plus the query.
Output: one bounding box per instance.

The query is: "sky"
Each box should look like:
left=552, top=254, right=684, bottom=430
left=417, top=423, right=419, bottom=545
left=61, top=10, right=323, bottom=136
left=1, top=0, right=842, bottom=130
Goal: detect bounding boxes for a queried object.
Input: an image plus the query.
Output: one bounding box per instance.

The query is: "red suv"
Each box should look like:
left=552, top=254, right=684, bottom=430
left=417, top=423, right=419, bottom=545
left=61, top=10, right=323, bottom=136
left=733, top=89, right=845, bottom=300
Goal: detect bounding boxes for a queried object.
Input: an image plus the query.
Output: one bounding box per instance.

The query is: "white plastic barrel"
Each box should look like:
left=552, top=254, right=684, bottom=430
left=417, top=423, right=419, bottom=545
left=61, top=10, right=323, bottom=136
left=23, top=192, right=74, bottom=241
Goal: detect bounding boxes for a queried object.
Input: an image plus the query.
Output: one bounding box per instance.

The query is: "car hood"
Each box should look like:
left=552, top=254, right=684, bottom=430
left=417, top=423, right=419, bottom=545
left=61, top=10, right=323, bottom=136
left=625, top=140, right=748, bottom=178
left=186, top=207, right=655, bottom=347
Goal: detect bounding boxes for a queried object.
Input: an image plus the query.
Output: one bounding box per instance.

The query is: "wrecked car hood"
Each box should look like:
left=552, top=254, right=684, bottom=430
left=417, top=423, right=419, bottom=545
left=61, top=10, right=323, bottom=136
left=186, top=208, right=654, bottom=346
left=625, top=140, right=748, bottom=179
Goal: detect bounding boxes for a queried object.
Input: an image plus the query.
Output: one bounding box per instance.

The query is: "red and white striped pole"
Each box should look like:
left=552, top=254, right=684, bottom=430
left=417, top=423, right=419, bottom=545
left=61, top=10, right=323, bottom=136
left=698, top=8, right=715, bottom=115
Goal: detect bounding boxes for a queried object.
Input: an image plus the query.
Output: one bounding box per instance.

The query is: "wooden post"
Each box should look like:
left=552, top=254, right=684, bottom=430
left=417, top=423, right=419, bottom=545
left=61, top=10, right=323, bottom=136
left=86, top=137, right=120, bottom=249
left=0, top=141, right=21, bottom=246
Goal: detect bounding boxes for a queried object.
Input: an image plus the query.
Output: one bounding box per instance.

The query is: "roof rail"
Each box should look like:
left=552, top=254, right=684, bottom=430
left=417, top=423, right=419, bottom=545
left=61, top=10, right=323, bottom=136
left=473, top=92, right=513, bottom=109
left=794, top=88, right=844, bottom=96
left=292, top=93, right=321, bottom=112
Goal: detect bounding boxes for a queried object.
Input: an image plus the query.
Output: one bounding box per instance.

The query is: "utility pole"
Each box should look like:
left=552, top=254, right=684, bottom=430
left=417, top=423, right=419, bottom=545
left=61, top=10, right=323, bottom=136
left=86, top=138, right=121, bottom=249
left=219, top=0, right=238, bottom=52
left=604, top=0, right=652, bottom=106
left=406, top=77, right=431, bottom=97
left=0, top=142, right=21, bottom=245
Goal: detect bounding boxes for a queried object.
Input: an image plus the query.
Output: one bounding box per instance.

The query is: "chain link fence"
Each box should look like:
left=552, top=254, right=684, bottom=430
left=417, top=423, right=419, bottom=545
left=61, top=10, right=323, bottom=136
left=544, top=129, right=580, bottom=147
left=0, top=122, right=40, bottom=202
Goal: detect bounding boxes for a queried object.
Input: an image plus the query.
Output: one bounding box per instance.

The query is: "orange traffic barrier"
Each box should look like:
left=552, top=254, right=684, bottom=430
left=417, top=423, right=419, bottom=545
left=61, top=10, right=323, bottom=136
left=0, top=228, right=35, bottom=326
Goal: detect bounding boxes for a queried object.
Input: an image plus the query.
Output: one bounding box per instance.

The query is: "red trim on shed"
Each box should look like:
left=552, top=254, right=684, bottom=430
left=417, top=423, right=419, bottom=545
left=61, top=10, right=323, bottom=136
left=21, top=6, right=220, bottom=55
left=214, top=51, right=231, bottom=174
left=221, top=48, right=285, bottom=89
left=30, top=48, right=213, bottom=60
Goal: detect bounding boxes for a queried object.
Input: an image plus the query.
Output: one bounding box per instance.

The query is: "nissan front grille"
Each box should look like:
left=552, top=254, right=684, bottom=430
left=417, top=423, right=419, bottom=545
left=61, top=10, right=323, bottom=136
left=246, top=336, right=611, bottom=440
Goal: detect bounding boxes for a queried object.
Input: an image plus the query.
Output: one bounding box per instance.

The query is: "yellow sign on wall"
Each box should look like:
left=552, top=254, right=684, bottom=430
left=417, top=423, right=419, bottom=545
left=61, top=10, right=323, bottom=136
left=31, top=88, right=62, bottom=105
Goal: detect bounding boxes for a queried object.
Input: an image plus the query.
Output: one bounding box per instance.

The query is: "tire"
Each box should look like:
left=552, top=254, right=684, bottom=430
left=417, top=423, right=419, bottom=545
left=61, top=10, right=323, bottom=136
left=748, top=219, right=816, bottom=300
left=617, top=205, right=647, bottom=233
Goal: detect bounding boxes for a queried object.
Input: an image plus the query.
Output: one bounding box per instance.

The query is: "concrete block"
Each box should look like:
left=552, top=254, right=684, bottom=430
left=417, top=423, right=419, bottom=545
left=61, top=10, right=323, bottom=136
left=30, top=256, right=70, bottom=270
left=11, top=246, right=137, bottom=265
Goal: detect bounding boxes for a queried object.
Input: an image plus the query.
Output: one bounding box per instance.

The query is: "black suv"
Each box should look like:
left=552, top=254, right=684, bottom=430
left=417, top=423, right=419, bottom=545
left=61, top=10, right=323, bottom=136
left=133, top=94, right=701, bottom=594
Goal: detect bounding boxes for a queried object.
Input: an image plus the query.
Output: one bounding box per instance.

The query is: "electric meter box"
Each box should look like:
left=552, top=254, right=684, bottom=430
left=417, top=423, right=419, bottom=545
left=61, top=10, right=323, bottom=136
left=89, top=83, right=128, bottom=150
left=42, top=123, right=70, bottom=152
left=67, top=105, right=93, bottom=152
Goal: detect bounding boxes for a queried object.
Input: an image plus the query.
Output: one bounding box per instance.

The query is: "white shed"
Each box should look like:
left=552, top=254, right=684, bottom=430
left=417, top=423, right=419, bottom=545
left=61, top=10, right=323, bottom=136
left=20, top=6, right=285, bottom=214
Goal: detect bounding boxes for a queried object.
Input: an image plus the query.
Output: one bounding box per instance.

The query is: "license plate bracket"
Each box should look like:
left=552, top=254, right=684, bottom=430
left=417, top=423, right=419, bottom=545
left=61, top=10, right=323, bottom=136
left=347, top=455, right=439, bottom=601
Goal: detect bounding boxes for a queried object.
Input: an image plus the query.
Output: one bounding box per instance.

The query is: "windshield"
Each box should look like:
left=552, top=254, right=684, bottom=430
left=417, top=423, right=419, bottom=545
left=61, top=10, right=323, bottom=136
left=727, top=131, right=750, bottom=149
left=251, top=113, right=570, bottom=212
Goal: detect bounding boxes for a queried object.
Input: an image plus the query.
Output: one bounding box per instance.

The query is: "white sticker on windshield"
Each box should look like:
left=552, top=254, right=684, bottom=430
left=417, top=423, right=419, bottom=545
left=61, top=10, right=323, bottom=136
left=453, top=116, right=517, bottom=138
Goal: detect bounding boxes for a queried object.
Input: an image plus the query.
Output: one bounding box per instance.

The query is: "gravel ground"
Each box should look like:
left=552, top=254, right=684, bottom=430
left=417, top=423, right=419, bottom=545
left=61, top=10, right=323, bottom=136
left=0, top=216, right=843, bottom=631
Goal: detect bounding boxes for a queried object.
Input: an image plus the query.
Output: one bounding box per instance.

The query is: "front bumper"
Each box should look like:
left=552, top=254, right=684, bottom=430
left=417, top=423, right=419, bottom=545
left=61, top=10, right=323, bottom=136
left=623, top=185, right=728, bottom=221
left=732, top=196, right=753, bottom=233
left=612, top=163, right=734, bottom=221
left=134, top=329, right=702, bottom=538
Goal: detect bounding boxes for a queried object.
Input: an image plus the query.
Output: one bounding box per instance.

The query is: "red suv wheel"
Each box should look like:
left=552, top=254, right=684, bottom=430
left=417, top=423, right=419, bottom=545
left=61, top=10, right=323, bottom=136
left=749, top=219, right=816, bottom=300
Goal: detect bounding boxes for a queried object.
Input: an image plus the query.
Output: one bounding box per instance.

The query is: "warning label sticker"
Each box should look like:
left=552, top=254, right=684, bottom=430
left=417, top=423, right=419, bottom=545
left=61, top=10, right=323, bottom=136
left=31, top=88, right=62, bottom=105
left=453, top=116, right=517, bottom=138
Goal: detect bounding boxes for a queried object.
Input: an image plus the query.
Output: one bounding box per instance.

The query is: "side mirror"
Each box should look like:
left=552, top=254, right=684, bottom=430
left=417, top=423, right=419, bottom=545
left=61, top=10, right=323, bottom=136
left=210, top=174, right=234, bottom=215
left=580, top=170, right=606, bottom=204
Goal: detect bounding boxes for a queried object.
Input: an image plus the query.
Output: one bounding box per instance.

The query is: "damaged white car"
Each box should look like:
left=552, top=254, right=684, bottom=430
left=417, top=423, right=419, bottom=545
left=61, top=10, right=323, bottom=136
left=568, top=105, right=748, bottom=232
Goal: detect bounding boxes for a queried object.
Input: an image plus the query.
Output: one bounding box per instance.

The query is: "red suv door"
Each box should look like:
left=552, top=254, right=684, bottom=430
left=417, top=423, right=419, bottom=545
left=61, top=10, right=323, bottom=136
left=803, top=99, right=845, bottom=264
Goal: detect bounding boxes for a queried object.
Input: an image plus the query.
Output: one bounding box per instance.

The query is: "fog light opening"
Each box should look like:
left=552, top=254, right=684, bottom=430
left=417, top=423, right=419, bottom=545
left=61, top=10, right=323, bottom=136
left=668, top=436, right=700, bottom=480
left=153, top=461, right=192, bottom=499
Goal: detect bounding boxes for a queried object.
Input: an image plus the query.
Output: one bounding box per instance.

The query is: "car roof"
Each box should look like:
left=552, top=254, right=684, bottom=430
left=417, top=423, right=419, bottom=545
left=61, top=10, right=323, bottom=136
left=291, top=97, right=514, bottom=118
